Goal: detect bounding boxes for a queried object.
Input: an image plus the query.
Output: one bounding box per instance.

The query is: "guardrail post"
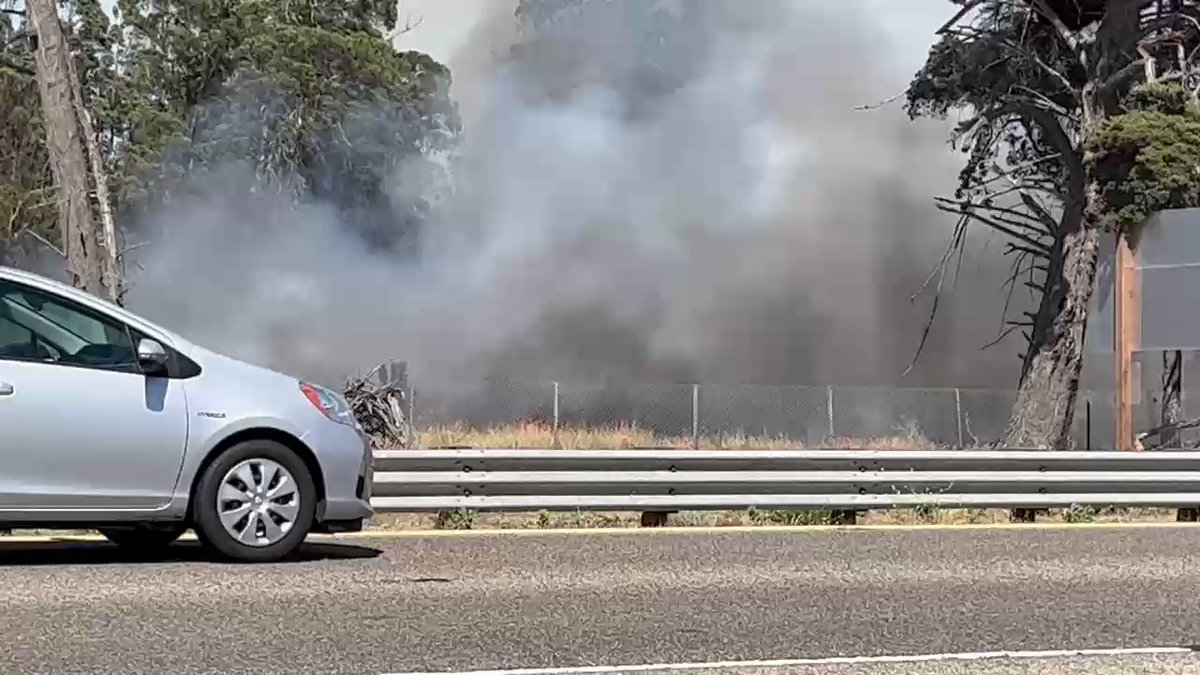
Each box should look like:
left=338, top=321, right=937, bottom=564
left=640, top=386, right=696, bottom=527
left=830, top=510, right=856, bottom=526
left=955, top=388, right=964, bottom=447
left=640, top=512, right=669, bottom=527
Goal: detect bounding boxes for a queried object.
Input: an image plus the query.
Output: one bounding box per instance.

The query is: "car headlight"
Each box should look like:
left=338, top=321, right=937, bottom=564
left=299, top=381, right=357, bottom=427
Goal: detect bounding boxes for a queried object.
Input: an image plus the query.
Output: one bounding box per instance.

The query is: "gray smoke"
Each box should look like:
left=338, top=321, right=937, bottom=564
left=124, top=0, right=1029, bottom=391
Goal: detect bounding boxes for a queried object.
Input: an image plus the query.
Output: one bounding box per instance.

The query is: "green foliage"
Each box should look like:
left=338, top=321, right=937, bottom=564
left=107, top=0, right=460, bottom=249
left=0, top=0, right=460, bottom=256
left=1061, top=504, right=1099, bottom=523
left=1088, top=82, right=1200, bottom=236
left=910, top=501, right=939, bottom=523
left=0, top=8, right=55, bottom=262
left=1124, top=81, right=1194, bottom=115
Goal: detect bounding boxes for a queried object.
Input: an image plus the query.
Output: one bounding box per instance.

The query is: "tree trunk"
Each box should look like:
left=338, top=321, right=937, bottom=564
left=1002, top=222, right=1100, bottom=449
left=27, top=0, right=105, bottom=296
left=64, top=39, right=120, bottom=302
left=1001, top=0, right=1142, bottom=451
left=1162, top=350, right=1183, bottom=448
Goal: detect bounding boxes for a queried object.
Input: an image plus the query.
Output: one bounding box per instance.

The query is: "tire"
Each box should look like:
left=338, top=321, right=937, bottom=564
left=191, top=440, right=317, bottom=562
left=98, top=522, right=187, bottom=550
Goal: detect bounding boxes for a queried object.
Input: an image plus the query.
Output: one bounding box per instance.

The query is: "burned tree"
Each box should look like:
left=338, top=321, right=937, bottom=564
left=909, top=0, right=1191, bottom=450
left=344, top=361, right=413, bottom=450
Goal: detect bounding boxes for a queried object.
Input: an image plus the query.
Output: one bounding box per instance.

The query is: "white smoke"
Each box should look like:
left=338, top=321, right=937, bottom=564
left=124, top=0, right=1028, bottom=392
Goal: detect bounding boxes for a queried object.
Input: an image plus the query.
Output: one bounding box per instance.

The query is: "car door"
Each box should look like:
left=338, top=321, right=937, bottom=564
left=0, top=278, right=188, bottom=510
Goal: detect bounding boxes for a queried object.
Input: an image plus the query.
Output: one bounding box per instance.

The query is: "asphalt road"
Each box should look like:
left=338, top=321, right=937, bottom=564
left=3, top=525, right=1200, bottom=674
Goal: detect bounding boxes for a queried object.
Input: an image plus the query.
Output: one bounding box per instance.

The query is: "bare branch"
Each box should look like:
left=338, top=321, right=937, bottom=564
left=1011, top=86, right=1074, bottom=117
left=981, top=323, right=1023, bottom=350
left=948, top=196, right=1058, bottom=237
left=902, top=212, right=971, bottom=378
left=117, top=241, right=148, bottom=257
left=981, top=204, right=1058, bottom=238
left=1097, top=58, right=1146, bottom=98
left=936, top=200, right=1053, bottom=253
left=1005, top=242, right=1051, bottom=258
left=2, top=30, right=28, bottom=49
left=995, top=246, right=1037, bottom=342
left=1002, top=39, right=1078, bottom=97
left=1028, top=0, right=1085, bottom=64
left=0, top=57, right=33, bottom=76
left=1018, top=191, right=1060, bottom=229
left=21, top=229, right=64, bottom=258
left=387, top=14, right=425, bottom=41
left=937, top=0, right=985, bottom=34
left=1138, top=416, right=1200, bottom=444
left=853, top=89, right=906, bottom=111
left=956, top=154, right=1064, bottom=204
left=984, top=101, right=1085, bottom=198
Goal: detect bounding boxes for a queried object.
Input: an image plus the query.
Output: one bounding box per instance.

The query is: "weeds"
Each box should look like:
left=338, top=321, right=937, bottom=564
left=433, top=508, right=478, bottom=530
left=911, top=501, right=939, bottom=523
left=1061, top=504, right=1100, bottom=523
left=748, top=508, right=834, bottom=526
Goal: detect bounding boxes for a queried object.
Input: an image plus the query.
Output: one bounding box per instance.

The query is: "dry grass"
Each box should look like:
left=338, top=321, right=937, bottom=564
left=418, top=422, right=939, bottom=450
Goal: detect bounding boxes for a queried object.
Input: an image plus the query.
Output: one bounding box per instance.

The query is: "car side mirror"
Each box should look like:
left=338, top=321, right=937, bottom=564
left=137, top=338, right=169, bottom=375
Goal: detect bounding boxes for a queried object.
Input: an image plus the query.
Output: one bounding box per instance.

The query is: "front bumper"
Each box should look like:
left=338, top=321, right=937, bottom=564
left=302, top=422, right=375, bottom=524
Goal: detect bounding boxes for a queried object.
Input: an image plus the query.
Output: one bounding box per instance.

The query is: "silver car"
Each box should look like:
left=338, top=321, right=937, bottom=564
left=0, top=265, right=373, bottom=562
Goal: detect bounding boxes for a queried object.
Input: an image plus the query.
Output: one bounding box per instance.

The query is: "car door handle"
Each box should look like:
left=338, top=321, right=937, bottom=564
left=0, top=382, right=13, bottom=396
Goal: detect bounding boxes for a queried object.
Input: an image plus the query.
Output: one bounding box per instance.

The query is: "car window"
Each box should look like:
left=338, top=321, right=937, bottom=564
left=0, top=313, right=49, bottom=361
left=0, top=281, right=137, bottom=372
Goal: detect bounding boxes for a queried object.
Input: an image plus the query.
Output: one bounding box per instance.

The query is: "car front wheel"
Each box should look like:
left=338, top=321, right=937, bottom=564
left=191, top=440, right=316, bottom=562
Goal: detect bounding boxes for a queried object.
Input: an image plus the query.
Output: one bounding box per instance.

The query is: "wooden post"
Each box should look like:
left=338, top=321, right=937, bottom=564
left=552, top=381, right=560, bottom=433
left=1115, top=234, right=1142, bottom=451
left=691, top=384, right=700, bottom=449
left=954, top=388, right=964, bottom=447
left=826, top=386, right=835, bottom=440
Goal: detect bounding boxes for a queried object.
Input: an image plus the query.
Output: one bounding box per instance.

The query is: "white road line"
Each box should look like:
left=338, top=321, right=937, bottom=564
left=382, top=646, right=1199, bottom=675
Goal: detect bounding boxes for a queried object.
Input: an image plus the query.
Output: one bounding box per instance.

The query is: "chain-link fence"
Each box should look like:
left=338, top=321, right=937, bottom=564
left=396, top=378, right=1179, bottom=449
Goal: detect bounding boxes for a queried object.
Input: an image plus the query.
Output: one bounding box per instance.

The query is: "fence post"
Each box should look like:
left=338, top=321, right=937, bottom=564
left=826, top=386, right=835, bottom=440
left=1085, top=397, right=1092, bottom=452
left=955, top=388, right=964, bottom=447
left=407, top=383, right=417, bottom=449
left=553, top=381, right=560, bottom=433
left=692, top=384, right=700, bottom=449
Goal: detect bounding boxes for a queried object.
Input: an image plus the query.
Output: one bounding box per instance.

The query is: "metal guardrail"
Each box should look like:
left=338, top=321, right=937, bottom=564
left=367, top=449, right=1200, bottom=512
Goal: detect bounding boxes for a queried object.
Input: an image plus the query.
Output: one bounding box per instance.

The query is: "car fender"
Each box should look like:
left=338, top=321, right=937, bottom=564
left=174, top=414, right=310, bottom=500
